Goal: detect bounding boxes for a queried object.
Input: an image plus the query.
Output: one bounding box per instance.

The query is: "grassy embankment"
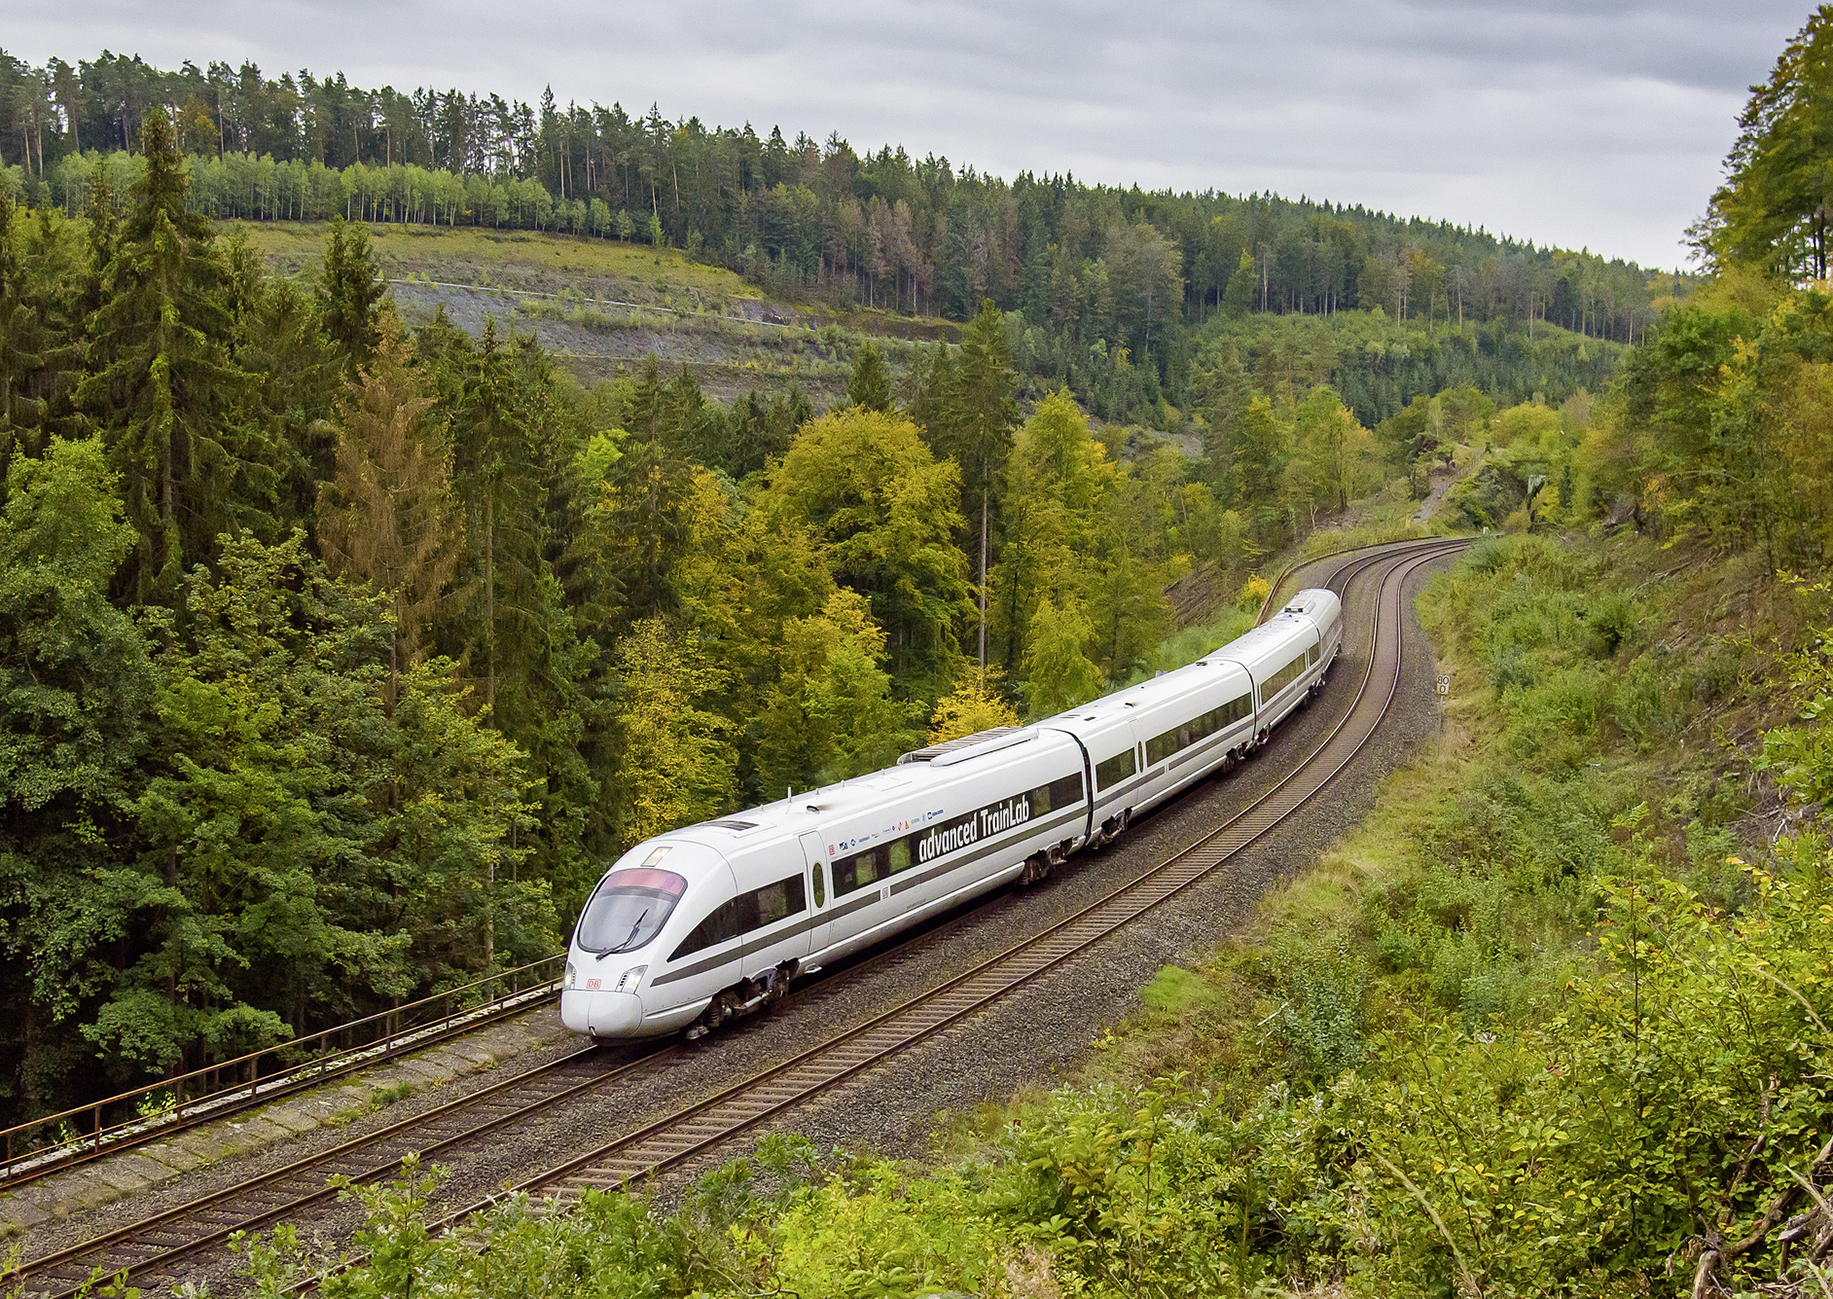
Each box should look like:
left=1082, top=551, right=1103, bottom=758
left=232, top=221, right=951, bottom=401
left=233, top=526, right=1833, bottom=1298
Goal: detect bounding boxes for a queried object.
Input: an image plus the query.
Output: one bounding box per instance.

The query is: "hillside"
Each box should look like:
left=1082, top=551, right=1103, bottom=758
left=0, top=45, right=1686, bottom=436
left=236, top=221, right=955, bottom=403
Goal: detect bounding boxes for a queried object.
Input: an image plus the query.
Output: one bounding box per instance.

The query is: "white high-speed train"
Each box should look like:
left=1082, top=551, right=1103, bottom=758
left=561, top=588, right=1342, bottom=1040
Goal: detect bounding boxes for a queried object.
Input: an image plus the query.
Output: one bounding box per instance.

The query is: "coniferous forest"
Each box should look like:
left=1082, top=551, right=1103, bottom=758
left=0, top=47, right=1666, bottom=436
left=0, top=47, right=1688, bottom=1131
left=214, top=9, right=1833, bottom=1294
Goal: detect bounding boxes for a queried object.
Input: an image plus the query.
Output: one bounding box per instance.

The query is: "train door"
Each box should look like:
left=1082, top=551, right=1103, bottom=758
left=799, top=831, right=831, bottom=960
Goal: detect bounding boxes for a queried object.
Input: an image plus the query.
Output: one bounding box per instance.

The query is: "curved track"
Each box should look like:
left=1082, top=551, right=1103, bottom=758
left=487, top=536, right=1463, bottom=1215
left=6, top=535, right=1461, bottom=1298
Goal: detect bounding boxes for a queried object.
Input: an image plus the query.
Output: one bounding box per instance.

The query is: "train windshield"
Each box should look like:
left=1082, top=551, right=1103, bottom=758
left=575, top=868, right=689, bottom=954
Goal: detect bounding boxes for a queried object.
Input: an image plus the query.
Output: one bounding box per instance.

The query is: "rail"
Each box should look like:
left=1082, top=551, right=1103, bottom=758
left=1255, top=531, right=1449, bottom=625
left=8, top=538, right=1465, bottom=1298
left=0, top=954, right=563, bottom=1190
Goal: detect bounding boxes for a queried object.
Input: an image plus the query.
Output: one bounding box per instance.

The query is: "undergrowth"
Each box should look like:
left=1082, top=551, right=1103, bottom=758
left=222, top=532, right=1833, bottom=1298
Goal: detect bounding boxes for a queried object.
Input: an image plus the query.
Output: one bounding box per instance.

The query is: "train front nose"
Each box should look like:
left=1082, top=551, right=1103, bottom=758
left=560, top=986, right=645, bottom=1036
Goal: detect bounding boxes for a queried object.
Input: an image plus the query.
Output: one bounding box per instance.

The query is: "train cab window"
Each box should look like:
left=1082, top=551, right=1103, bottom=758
left=1096, top=749, right=1138, bottom=790
left=576, top=868, right=688, bottom=955
left=670, top=873, right=808, bottom=961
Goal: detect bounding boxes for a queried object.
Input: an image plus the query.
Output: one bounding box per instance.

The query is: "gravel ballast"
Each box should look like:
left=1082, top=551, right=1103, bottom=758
left=15, top=546, right=1451, bottom=1295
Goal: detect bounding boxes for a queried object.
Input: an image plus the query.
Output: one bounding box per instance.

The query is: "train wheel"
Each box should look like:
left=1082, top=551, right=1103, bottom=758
left=1019, top=854, right=1051, bottom=885
left=697, top=990, right=741, bottom=1036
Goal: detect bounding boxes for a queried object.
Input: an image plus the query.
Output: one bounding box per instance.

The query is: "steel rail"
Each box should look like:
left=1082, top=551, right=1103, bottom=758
left=8, top=536, right=1460, bottom=1298
left=418, top=537, right=1467, bottom=1238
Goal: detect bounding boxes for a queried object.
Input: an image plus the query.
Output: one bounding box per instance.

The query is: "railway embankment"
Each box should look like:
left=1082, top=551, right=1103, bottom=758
left=0, top=1009, right=570, bottom=1236
left=223, top=528, right=1833, bottom=1297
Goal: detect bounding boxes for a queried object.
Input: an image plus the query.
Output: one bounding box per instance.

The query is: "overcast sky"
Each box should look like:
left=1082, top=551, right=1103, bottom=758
left=6, top=1, right=1814, bottom=268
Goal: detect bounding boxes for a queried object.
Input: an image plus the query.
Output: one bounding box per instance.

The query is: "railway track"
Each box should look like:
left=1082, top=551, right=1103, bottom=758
left=6, top=535, right=1461, bottom=1298
left=485, top=536, right=1464, bottom=1216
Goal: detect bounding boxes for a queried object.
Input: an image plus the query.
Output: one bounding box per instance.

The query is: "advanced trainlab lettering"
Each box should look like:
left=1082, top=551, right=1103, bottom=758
left=916, top=795, right=1032, bottom=865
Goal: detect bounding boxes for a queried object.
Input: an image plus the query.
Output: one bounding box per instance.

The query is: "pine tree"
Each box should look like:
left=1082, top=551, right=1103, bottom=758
left=317, top=314, right=463, bottom=702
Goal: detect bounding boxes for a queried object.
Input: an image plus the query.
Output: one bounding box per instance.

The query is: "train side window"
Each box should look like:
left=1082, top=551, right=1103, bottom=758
left=833, top=846, right=881, bottom=896
left=811, top=863, right=825, bottom=907
left=1096, top=748, right=1137, bottom=789
left=1308, top=643, right=1320, bottom=665
left=750, top=874, right=806, bottom=928
left=1262, top=653, right=1307, bottom=698
left=669, top=874, right=807, bottom=961
left=671, top=898, right=740, bottom=960
left=1035, top=772, right=1084, bottom=813
left=888, top=840, right=913, bottom=874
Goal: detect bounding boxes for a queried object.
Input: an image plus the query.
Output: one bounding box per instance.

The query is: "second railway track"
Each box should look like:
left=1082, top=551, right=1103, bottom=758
left=7, top=535, right=1462, bottom=1298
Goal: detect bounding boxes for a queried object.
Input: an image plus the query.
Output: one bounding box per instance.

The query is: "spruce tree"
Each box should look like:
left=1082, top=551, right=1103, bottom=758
left=933, top=300, right=1018, bottom=669
left=318, top=313, right=462, bottom=703
left=317, top=216, right=386, bottom=376
left=0, top=192, right=46, bottom=468
left=847, top=341, right=893, bottom=413
left=75, top=107, right=257, bottom=601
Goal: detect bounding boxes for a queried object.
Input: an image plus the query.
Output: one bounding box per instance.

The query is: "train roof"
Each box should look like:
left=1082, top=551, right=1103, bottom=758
left=658, top=724, right=1080, bottom=850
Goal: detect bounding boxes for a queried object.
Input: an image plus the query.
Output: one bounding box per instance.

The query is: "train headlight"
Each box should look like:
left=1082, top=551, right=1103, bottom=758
left=615, top=965, right=648, bottom=993
left=564, top=962, right=576, bottom=990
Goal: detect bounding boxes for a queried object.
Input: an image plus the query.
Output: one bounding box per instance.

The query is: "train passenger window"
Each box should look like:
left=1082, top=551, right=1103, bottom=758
left=1262, top=653, right=1307, bottom=698
left=832, top=846, right=881, bottom=896
left=576, top=868, right=688, bottom=954
left=1308, top=643, right=1320, bottom=665
left=888, top=840, right=913, bottom=874
left=670, top=873, right=808, bottom=960
left=1096, top=749, right=1138, bottom=789
left=1033, top=772, right=1084, bottom=813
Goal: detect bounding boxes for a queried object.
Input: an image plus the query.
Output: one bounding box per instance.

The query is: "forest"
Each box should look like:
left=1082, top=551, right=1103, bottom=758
left=0, top=80, right=1496, bottom=1125
left=0, top=47, right=1670, bottom=436
left=231, top=8, right=1833, bottom=1296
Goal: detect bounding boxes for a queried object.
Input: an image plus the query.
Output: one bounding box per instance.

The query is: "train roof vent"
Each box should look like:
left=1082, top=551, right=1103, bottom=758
left=703, top=819, right=758, bottom=832
left=897, top=725, right=1033, bottom=767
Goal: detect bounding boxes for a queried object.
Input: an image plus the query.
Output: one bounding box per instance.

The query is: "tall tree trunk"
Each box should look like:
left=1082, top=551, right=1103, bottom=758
left=485, top=490, right=496, bottom=715
left=978, top=487, right=988, bottom=671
